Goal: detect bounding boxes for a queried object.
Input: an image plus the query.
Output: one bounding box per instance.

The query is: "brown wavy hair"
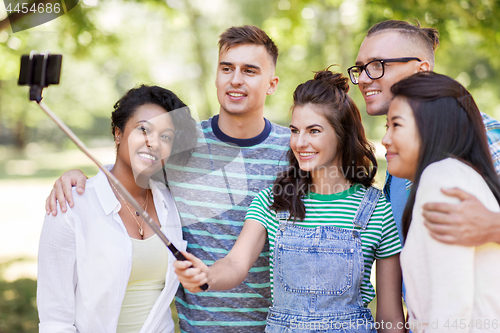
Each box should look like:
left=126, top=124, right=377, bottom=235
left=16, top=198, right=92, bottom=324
left=270, top=69, right=377, bottom=221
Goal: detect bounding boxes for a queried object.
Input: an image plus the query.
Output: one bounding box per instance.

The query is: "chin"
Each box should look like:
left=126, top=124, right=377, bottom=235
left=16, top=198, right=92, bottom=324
left=133, top=163, right=163, bottom=178
left=366, top=101, right=390, bottom=116
left=387, top=167, right=410, bottom=181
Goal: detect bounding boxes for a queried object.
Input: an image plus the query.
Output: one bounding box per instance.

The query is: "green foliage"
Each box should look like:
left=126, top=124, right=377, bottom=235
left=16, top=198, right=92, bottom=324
left=0, top=259, right=38, bottom=333
left=2, top=0, right=499, bottom=150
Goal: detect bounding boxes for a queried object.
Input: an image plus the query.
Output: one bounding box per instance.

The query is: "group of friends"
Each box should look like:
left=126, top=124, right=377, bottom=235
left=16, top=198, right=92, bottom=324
left=36, top=20, right=500, bottom=333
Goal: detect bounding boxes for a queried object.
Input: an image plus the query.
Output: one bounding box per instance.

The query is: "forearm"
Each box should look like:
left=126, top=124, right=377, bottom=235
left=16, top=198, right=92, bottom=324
left=376, top=255, right=405, bottom=333
left=207, top=256, right=250, bottom=291
left=208, top=219, right=267, bottom=290
left=487, top=211, right=500, bottom=244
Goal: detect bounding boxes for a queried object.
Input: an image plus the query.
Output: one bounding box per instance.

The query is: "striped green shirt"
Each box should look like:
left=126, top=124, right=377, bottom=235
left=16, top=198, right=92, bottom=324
left=245, top=183, right=402, bottom=305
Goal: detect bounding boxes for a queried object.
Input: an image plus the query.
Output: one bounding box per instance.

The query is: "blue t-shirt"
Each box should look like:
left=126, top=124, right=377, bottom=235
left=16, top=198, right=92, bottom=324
left=168, top=116, right=290, bottom=332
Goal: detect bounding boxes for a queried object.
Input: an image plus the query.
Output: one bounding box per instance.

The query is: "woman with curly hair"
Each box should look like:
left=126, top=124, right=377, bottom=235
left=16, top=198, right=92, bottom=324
left=37, top=85, right=197, bottom=333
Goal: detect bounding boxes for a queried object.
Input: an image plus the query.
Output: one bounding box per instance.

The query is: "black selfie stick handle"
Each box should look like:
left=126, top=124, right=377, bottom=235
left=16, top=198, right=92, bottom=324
left=168, top=244, right=209, bottom=291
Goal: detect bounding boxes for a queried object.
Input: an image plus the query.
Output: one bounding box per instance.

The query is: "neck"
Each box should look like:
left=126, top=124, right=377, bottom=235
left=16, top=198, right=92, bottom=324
left=110, top=162, right=149, bottom=199
left=217, top=110, right=266, bottom=139
left=310, top=166, right=350, bottom=195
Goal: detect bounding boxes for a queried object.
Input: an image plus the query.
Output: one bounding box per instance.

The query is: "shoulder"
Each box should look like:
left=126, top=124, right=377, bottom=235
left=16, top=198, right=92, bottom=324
left=198, top=118, right=216, bottom=140
left=481, top=112, right=500, bottom=131
left=254, top=186, right=274, bottom=204
left=417, top=158, right=492, bottom=206
left=69, top=175, right=99, bottom=210
left=199, top=118, right=212, bottom=129
left=356, top=185, right=392, bottom=214
left=420, top=158, right=480, bottom=186
left=269, top=121, right=290, bottom=135
left=246, top=186, right=276, bottom=222
left=353, top=184, right=387, bottom=204
left=267, top=121, right=291, bottom=146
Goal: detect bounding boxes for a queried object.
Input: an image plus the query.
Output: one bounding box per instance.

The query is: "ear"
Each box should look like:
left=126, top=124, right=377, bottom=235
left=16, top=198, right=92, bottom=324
left=417, top=60, right=431, bottom=73
left=114, top=128, right=122, bottom=145
left=266, top=76, right=279, bottom=96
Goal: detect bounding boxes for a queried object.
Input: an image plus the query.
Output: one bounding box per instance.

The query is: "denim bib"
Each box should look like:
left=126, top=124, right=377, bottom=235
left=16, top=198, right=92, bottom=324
left=265, top=187, right=381, bottom=333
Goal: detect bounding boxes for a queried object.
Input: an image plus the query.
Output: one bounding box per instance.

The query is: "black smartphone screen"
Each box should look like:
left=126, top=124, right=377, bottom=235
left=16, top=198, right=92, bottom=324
left=18, top=54, right=62, bottom=86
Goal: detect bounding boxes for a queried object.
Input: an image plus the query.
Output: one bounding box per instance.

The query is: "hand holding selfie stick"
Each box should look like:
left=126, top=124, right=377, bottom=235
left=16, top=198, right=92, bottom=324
left=19, top=52, right=209, bottom=291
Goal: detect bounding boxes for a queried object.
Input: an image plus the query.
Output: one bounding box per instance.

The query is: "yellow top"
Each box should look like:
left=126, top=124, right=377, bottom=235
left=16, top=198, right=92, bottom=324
left=117, top=226, right=169, bottom=333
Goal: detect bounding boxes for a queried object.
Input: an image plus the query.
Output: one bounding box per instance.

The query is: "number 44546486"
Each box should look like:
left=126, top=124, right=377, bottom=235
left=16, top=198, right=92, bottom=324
left=6, top=2, right=61, bottom=14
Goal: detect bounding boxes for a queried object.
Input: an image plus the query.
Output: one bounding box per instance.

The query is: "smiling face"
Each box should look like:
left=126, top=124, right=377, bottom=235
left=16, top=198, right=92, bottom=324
left=115, top=103, right=175, bottom=179
left=355, top=31, right=430, bottom=116
left=382, top=97, right=421, bottom=181
left=290, top=104, right=341, bottom=175
left=215, top=44, right=278, bottom=118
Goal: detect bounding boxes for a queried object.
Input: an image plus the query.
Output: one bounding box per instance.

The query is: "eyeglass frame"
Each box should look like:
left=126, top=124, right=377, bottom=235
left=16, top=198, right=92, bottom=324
left=347, top=57, right=422, bottom=85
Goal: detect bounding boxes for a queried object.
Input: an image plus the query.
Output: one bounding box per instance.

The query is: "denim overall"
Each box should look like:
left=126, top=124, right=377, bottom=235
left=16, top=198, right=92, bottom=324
left=265, top=187, right=381, bottom=333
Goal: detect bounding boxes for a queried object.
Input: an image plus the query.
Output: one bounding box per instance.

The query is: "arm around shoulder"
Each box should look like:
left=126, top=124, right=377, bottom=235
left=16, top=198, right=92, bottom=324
left=46, top=169, right=88, bottom=216
left=404, top=161, right=476, bottom=324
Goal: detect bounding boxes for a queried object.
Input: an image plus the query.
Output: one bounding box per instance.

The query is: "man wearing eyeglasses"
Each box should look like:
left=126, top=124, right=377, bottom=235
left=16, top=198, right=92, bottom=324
left=348, top=20, right=500, bottom=248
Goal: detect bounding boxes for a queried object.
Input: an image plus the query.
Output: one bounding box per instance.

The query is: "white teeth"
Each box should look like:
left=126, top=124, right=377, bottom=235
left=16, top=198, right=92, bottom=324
left=299, top=152, right=317, bottom=156
left=366, top=91, right=381, bottom=97
left=228, top=93, right=244, bottom=97
left=138, top=153, right=157, bottom=161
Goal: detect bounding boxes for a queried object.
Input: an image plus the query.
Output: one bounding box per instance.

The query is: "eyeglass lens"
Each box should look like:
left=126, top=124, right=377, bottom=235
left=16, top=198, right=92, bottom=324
left=350, top=61, right=384, bottom=83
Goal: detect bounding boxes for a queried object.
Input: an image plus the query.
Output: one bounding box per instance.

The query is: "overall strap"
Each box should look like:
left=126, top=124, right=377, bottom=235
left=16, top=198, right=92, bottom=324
left=352, top=186, right=382, bottom=230
left=276, top=210, right=291, bottom=231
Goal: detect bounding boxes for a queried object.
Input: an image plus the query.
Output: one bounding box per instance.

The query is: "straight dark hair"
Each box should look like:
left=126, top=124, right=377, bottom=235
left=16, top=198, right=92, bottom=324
left=270, top=69, right=377, bottom=221
left=392, top=72, right=500, bottom=239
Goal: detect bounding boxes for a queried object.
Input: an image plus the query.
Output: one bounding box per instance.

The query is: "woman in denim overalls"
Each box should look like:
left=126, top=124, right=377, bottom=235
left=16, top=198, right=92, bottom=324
left=175, top=70, right=405, bottom=332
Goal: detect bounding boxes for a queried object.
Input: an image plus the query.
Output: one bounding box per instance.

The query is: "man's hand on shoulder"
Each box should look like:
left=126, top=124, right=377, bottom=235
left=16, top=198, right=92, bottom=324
left=422, top=188, right=500, bottom=246
left=46, top=169, right=88, bottom=216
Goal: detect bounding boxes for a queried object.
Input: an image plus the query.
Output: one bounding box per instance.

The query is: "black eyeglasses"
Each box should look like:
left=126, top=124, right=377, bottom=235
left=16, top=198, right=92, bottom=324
left=347, top=57, right=421, bottom=85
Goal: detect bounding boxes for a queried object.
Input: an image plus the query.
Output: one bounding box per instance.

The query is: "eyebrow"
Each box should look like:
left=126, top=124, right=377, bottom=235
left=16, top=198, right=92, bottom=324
left=389, top=116, right=403, bottom=121
left=289, top=124, right=323, bottom=129
left=355, top=57, right=381, bottom=66
left=137, top=120, right=175, bottom=132
left=219, top=61, right=261, bottom=70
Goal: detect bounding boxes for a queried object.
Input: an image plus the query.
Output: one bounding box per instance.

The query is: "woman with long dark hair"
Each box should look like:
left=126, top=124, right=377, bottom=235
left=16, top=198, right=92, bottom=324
left=382, top=71, right=500, bottom=332
left=37, top=85, right=197, bottom=332
left=175, top=69, right=404, bottom=332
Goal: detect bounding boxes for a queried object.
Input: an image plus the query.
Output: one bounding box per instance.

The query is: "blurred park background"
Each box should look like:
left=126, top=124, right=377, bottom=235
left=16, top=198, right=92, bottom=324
left=0, top=0, right=499, bottom=331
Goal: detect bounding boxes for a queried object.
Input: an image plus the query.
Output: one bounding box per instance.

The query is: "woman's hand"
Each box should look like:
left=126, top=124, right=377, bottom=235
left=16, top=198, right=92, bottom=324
left=173, top=251, right=209, bottom=293
left=174, top=220, right=267, bottom=292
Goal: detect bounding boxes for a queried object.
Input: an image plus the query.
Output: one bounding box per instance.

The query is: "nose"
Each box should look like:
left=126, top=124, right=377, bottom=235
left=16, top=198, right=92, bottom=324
left=296, top=133, right=309, bottom=149
left=357, top=68, right=372, bottom=85
left=143, top=131, right=160, bottom=150
left=230, top=69, right=244, bottom=87
left=381, top=129, right=391, bottom=149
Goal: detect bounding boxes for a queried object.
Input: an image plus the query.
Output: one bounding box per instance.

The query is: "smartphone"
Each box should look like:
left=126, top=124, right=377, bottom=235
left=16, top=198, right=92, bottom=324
left=18, top=54, right=62, bottom=87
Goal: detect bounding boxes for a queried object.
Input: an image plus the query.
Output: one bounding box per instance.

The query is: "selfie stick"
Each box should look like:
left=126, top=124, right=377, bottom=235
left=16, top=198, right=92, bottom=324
left=21, top=52, right=208, bottom=290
